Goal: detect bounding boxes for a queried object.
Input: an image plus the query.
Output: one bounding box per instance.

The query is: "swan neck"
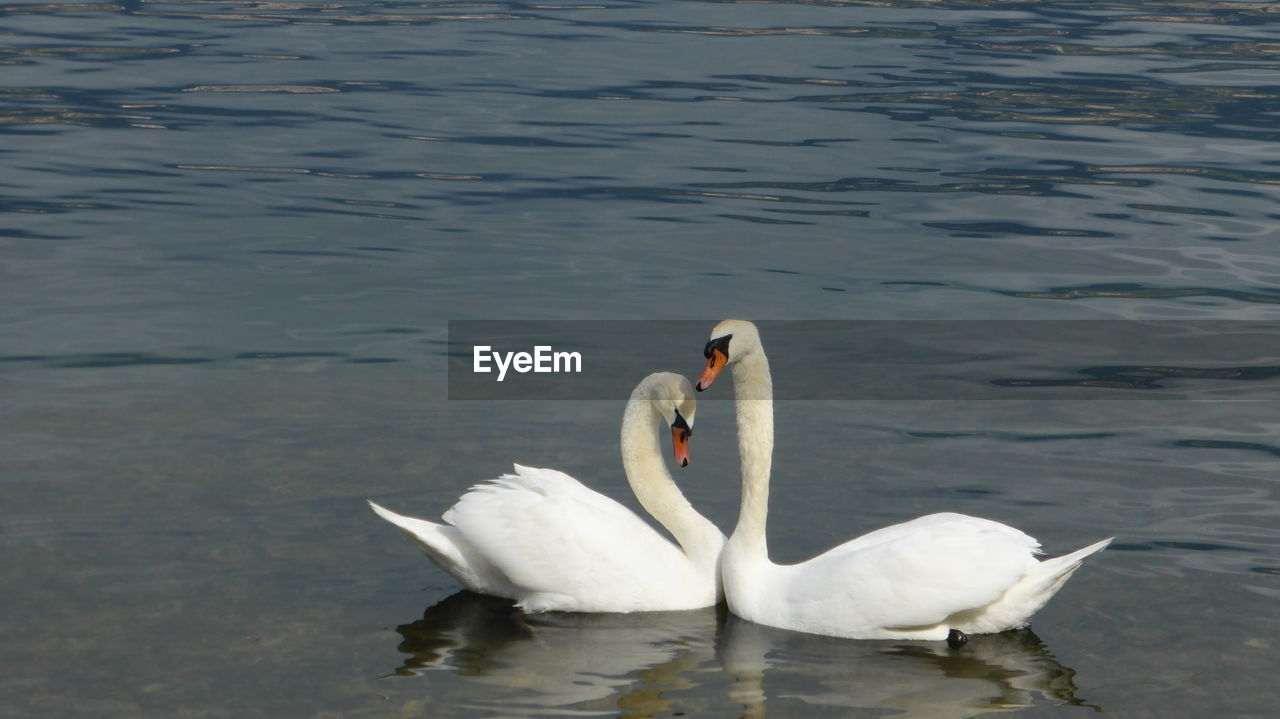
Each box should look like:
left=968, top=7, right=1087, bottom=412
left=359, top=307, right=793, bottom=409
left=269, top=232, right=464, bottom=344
left=620, top=393, right=719, bottom=565
left=730, top=352, right=773, bottom=559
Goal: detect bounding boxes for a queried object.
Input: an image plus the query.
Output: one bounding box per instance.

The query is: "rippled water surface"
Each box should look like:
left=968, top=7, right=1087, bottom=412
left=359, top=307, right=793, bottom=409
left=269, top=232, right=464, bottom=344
left=3, top=1, right=1278, bottom=717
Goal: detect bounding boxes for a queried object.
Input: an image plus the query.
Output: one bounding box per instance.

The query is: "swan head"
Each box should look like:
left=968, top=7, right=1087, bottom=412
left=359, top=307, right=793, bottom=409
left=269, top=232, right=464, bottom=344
left=696, top=319, right=760, bottom=391
left=636, top=372, right=698, bottom=467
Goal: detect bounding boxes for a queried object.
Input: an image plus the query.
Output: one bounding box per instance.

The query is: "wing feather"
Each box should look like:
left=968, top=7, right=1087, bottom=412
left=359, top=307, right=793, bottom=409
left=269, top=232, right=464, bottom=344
left=445, top=465, right=695, bottom=610
left=784, top=513, right=1039, bottom=630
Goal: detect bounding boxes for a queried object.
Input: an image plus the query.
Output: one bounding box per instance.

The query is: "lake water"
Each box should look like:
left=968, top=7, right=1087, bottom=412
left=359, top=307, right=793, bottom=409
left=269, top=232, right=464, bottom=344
left=3, top=0, right=1278, bottom=717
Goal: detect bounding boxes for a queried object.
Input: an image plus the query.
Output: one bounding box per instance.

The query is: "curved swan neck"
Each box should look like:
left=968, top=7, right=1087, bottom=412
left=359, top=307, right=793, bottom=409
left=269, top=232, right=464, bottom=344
left=620, top=387, right=720, bottom=565
left=730, top=351, right=774, bottom=560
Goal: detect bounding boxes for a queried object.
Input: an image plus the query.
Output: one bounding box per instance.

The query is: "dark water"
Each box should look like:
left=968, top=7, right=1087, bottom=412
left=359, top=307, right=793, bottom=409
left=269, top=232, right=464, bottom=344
left=3, top=1, right=1278, bottom=717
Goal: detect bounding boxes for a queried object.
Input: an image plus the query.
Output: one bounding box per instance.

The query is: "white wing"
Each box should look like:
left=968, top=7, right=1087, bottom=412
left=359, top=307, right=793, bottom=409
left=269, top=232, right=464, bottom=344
left=444, top=465, right=710, bottom=612
left=775, top=513, right=1041, bottom=634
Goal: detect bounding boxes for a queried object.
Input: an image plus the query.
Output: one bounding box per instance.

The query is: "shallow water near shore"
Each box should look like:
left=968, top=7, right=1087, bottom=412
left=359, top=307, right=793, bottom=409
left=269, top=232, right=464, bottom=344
left=3, top=0, right=1278, bottom=717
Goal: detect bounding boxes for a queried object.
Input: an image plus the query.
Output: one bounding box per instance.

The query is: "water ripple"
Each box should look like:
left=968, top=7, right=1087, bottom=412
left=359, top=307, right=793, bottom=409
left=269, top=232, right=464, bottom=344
left=0, top=349, right=404, bottom=371
left=1009, top=283, right=1280, bottom=305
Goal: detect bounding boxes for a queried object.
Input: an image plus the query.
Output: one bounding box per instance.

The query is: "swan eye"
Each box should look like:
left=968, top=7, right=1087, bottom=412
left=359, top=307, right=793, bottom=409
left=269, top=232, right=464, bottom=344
left=672, top=410, right=692, bottom=437
left=703, top=335, right=732, bottom=361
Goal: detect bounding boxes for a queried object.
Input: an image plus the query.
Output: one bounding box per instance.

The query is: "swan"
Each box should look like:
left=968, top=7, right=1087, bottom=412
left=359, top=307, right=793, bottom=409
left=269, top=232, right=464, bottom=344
left=696, top=319, right=1111, bottom=643
left=369, top=372, right=726, bottom=613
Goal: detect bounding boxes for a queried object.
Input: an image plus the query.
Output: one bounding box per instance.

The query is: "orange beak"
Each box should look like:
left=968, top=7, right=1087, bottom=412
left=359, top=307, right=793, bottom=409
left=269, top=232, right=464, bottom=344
left=696, top=348, right=727, bottom=391
left=671, top=425, right=691, bottom=467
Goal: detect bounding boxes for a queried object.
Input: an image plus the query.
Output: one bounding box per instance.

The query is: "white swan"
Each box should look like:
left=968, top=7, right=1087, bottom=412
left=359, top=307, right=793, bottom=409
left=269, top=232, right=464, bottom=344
left=369, top=372, right=726, bottom=613
left=696, top=320, right=1111, bottom=643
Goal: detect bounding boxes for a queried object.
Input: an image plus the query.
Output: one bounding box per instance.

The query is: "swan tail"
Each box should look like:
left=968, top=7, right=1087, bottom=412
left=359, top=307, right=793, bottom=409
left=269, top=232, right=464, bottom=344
left=954, top=537, right=1113, bottom=634
left=1029, top=537, right=1113, bottom=597
left=367, top=500, right=515, bottom=597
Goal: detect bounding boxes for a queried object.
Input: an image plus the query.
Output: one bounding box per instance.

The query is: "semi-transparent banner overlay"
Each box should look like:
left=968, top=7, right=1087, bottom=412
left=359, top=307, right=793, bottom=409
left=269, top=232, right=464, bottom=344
left=447, top=320, right=1280, bottom=400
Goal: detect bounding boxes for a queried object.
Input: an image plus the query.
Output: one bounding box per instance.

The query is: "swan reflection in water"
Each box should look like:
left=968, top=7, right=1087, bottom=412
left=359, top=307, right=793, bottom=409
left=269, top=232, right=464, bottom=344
left=388, top=591, right=1098, bottom=717
left=390, top=591, right=721, bottom=714
left=719, top=614, right=1099, bottom=718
